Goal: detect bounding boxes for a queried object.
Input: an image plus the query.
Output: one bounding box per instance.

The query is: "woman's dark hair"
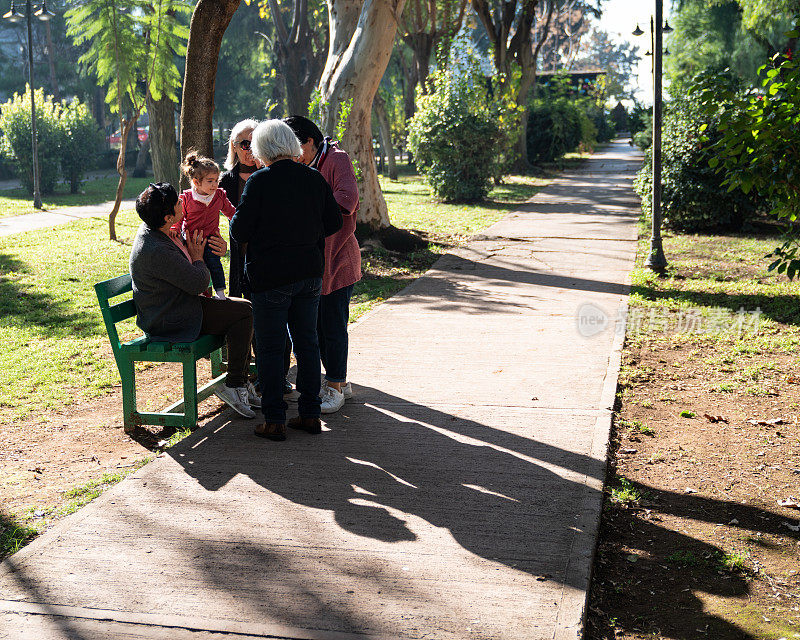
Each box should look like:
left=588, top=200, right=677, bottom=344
left=284, top=115, right=324, bottom=148
left=136, top=182, right=178, bottom=229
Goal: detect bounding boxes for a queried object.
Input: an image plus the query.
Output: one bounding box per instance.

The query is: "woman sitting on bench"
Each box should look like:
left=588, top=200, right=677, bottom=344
left=130, top=182, right=259, bottom=420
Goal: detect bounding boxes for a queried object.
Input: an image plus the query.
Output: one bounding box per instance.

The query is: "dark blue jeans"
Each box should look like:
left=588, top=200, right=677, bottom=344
left=203, top=244, right=226, bottom=291
left=252, top=277, right=322, bottom=423
left=318, top=284, right=354, bottom=384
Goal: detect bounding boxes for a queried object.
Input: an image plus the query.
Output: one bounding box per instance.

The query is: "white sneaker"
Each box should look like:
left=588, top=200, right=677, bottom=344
left=320, top=380, right=352, bottom=400
left=214, top=384, right=256, bottom=419
left=246, top=381, right=261, bottom=408
left=320, top=385, right=345, bottom=414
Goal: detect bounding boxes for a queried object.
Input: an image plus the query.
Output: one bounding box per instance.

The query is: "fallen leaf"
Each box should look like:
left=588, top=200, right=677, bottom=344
left=620, top=448, right=638, bottom=454
left=787, top=376, right=800, bottom=384
left=703, top=414, right=728, bottom=423
left=626, top=554, right=638, bottom=563
left=778, top=498, right=800, bottom=510
left=684, top=487, right=697, bottom=494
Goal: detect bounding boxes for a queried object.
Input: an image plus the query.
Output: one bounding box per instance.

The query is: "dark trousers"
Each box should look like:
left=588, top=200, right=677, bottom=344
left=318, top=284, right=354, bottom=383
left=252, top=278, right=322, bottom=423
left=199, top=296, right=253, bottom=388
left=203, top=244, right=226, bottom=291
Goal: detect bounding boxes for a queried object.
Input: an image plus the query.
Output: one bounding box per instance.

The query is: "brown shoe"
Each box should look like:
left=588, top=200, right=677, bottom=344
left=287, top=416, right=322, bottom=434
left=254, top=422, right=286, bottom=441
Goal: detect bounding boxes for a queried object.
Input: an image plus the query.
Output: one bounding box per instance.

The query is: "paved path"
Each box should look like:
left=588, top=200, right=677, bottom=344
left=0, top=140, right=642, bottom=639
left=0, top=199, right=136, bottom=238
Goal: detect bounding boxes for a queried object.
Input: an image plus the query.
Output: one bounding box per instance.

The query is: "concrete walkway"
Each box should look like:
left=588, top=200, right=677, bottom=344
left=0, top=198, right=136, bottom=238
left=0, top=140, right=641, bottom=639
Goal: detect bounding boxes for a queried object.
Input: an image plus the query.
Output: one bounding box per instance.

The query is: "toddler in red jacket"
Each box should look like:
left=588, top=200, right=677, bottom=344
left=173, top=152, right=236, bottom=299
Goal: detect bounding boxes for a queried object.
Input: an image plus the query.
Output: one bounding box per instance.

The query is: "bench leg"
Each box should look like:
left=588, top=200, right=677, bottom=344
left=210, top=347, right=224, bottom=377
left=120, top=358, right=139, bottom=434
left=182, top=357, right=199, bottom=430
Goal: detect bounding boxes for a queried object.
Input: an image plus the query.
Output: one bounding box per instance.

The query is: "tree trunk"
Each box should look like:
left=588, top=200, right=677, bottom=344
left=44, top=20, right=60, bottom=101
left=374, top=93, right=397, bottom=180
left=133, top=135, right=150, bottom=178
left=109, top=117, right=139, bottom=242
left=319, top=0, right=408, bottom=231
left=147, top=93, right=180, bottom=187
left=265, top=0, right=329, bottom=117
left=400, top=55, right=417, bottom=120
left=180, top=0, right=241, bottom=188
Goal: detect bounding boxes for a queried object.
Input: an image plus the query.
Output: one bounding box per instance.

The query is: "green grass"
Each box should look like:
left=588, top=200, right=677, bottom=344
left=0, top=175, right=153, bottom=218
left=610, top=476, right=643, bottom=504
left=0, top=206, right=142, bottom=422
left=680, top=410, right=696, bottom=418
left=0, top=513, right=38, bottom=557
left=0, top=169, right=545, bottom=423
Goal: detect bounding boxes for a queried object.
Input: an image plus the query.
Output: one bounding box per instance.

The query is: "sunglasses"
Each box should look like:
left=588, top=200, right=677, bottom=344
left=237, top=139, right=252, bottom=151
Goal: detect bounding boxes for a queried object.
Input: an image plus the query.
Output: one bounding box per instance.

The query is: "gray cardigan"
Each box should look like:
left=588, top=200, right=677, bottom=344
left=129, top=222, right=210, bottom=342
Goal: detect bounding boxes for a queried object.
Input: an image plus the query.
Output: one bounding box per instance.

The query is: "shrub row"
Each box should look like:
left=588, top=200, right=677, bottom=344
left=0, top=86, right=103, bottom=194
left=634, top=77, right=764, bottom=232
left=526, top=98, right=616, bottom=164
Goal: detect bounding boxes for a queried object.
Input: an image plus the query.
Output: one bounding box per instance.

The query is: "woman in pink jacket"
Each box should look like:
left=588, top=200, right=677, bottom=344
left=285, top=116, right=361, bottom=414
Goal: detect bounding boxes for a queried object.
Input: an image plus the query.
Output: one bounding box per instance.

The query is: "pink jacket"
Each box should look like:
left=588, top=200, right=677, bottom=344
left=176, top=188, right=236, bottom=239
left=317, top=144, right=361, bottom=295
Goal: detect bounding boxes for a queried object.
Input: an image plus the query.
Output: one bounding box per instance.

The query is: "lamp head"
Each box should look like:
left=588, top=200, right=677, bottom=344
left=662, top=20, right=673, bottom=34
left=2, top=1, right=24, bottom=23
left=632, top=24, right=644, bottom=37
left=34, top=1, right=55, bottom=20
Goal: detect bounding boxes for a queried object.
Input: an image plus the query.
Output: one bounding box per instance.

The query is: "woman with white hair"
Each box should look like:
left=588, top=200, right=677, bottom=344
left=230, top=119, right=342, bottom=442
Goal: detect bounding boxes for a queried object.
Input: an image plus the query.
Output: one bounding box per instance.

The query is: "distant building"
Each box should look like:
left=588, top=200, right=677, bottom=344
left=536, top=69, right=607, bottom=97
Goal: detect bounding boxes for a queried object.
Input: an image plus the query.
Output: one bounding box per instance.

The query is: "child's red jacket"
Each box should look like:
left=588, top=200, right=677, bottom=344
left=175, top=188, right=236, bottom=239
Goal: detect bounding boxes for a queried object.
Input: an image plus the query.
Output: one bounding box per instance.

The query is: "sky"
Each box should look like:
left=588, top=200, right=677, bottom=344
left=595, top=0, right=674, bottom=104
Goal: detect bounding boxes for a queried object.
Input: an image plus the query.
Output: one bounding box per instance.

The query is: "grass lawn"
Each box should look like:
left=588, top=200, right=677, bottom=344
left=0, top=168, right=546, bottom=425
left=586, top=226, right=800, bottom=639
left=0, top=175, right=153, bottom=218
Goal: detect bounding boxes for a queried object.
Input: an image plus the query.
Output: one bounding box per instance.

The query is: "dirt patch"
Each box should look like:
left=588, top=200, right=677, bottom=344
left=586, top=335, right=800, bottom=639
left=0, top=360, right=228, bottom=532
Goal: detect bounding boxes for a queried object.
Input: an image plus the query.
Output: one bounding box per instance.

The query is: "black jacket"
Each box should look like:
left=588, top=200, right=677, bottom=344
left=220, top=165, right=247, bottom=297
left=230, top=159, right=342, bottom=292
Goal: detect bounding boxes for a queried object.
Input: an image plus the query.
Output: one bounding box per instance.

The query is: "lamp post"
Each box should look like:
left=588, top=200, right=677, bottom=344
left=633, top=1, right=672, bottom=273
left=2, top=0, right=54, bottom=210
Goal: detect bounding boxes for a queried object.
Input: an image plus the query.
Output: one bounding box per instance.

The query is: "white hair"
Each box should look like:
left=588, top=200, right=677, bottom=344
left=252, top=119, right=302, bottom=164
left=224, top=119, right=260, bottom=170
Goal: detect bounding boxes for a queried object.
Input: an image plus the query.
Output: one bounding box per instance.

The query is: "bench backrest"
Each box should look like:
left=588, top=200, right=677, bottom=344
left=94, top=274, right=137, bottom=356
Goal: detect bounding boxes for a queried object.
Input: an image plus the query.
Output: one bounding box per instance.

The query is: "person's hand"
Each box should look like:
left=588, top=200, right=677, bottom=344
left=186, top=230, right=207, bottom=262
left=168, top=227, right=179, bottom=240
left=207, top=233, right=227, bottom=257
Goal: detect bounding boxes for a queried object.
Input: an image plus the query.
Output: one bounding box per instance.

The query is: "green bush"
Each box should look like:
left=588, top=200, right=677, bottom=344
left=60, top=99, right=103, bottom=193
left=407, top=64, right=504, bottom=202
left=634, top=76, right=763, bottom=232
left=0, top=86, right=63, bottom=194
left=527, top=98, right=581, bottom=162
left=584, top=102, right=616, bottom=143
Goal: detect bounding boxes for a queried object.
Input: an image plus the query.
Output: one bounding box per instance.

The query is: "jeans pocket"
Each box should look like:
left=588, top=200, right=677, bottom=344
left=263, top=285, right=293, bottom=305
left=307, top=277, right=323, bottom=297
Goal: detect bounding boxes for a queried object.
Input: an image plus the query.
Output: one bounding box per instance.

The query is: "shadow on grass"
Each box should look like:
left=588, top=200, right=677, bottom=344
left=0, top=510, right=37, bottom=561
left=0, top=251, right=99, bottom=337
left=630, top=283, right=800, bottom=326
left=588, top=479, right=798, bottom=640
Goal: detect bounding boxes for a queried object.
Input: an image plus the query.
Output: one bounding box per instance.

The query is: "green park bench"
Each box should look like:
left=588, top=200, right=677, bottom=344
left=94, top=273, right=226, bottom=433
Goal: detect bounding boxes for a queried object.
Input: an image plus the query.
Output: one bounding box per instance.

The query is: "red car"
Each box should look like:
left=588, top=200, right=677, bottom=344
left=106, top=127, right=148, bottom=146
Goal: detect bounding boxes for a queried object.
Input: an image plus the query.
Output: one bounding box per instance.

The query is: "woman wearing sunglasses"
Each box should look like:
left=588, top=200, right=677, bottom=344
left=221, top=119, right=260, bottom=299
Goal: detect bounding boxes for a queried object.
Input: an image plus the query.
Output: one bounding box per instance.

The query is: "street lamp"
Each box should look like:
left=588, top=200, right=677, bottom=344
left=633, top=1, right=671, bottom=272
left=2, top=0, right=54, bottom=210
